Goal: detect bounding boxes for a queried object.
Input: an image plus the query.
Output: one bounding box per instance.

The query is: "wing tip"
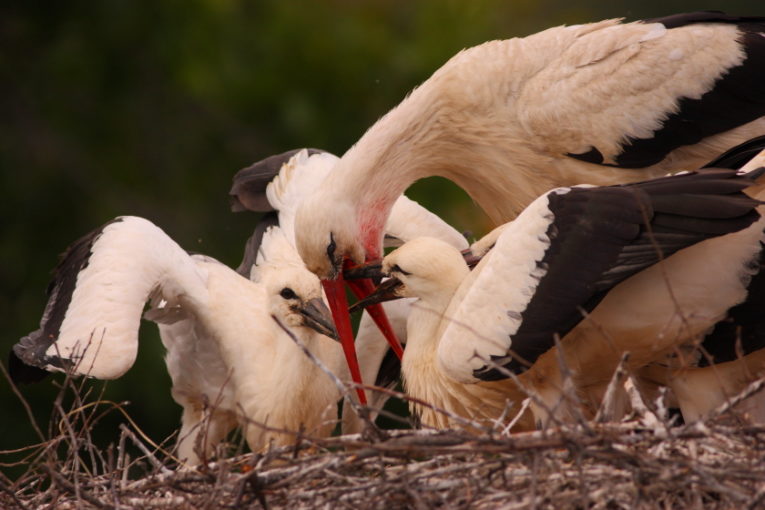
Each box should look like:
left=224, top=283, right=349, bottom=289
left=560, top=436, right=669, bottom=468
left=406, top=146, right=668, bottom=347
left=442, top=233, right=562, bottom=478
left=7, top=349, right=49, bottom=385
left=230, top=148, right=327, bottom=213
left=9, top=330, right=54, bottom=384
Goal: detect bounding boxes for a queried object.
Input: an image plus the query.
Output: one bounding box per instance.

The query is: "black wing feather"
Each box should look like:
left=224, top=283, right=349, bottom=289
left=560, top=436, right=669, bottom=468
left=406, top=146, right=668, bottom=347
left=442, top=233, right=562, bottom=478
left=702, top=135, right=765, bottom=169
left=230, top=148, right=325, bottom=212
left=569, top=14, right=765, bottom=169
left=374, top=348, right=402, bottom=389
left=11, top=218, right=124, bottom=382
left=476, top=168, right=764, bottom=379
left=235, top=212, right=280, bottom=277
left=698, top=243, right=765, bottom=365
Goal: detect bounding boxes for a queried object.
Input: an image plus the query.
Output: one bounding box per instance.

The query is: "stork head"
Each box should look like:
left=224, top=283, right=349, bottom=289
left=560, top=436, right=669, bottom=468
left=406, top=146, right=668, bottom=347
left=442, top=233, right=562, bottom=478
left=355, top=238, right=471, bottom=311
left=256, top=262, right=338, bottom=341
left=295, top=197, right=367, bottom=280
left=294, top=191, right=402, bottom=405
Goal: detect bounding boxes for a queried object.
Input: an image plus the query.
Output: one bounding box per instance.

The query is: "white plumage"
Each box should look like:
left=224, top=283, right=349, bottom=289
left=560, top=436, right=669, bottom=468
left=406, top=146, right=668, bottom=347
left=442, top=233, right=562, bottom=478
left=352, top=162, right=765, bottom=429
left=12, top=217, right=343, bottom=466
left=289, top=13, right=765, bottom=424
left=231, top=148, right=469, bottom=414
left=294, top=13, right=765, bottom=279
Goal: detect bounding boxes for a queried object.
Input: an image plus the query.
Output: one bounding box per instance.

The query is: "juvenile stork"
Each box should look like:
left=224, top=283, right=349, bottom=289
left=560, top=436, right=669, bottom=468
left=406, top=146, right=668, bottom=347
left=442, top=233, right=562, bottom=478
left=293, top=12, right=765, bottom=373
left=10, top=217, right=343, bottom=466
left=352, top=166, right=765, bottom=428
left=230, top=148, right=469, bottom=405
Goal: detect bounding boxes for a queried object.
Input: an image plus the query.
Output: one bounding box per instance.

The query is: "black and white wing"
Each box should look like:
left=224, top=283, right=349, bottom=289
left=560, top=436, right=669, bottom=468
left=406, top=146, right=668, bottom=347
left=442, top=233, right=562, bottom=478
left=229, top=148, right=325, bottom=213
left=686, top=138, right=765, bottom=365
left=518, top=12, right=765, bottom=168
left=702, top=135, right=765, bottom=170
left=231, top=148, right=469, bottom=251
left=437, top=168, right=764, bottom=383
left=10, top=216, right=208, bottom=381
left=235, top=212, right=280, bottom=277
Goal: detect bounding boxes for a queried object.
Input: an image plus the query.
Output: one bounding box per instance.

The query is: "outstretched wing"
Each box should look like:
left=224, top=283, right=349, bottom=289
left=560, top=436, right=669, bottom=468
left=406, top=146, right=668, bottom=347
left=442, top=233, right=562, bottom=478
left=232, top=148, right=469, bottom=250
left=384, top=195, right=469, bottom=251
left=437, top=168, right=764, bottom=383
left=229, top=148, right=325, bottom=213
left=266, top=150, right=341, bottom=245
left=11, top=216, right=208, bottom=381
left=235, top=212, right=280, bottom=277
left=516, top=13, right=765, bottom=168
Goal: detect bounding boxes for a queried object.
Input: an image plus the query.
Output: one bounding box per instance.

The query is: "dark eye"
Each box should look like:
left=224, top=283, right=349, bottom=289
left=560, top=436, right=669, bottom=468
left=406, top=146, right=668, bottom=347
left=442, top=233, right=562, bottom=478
left=326, top=233, right=337, bottom=261
left=390, top=264, right=411, bottom=276
left=280, top=287, right=297, bottom=300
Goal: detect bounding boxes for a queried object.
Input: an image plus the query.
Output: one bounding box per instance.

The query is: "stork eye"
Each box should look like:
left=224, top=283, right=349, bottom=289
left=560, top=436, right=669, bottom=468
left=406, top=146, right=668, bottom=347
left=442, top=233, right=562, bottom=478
left=280, top=287, right=297, bottom=300
left=390, top=264, right=411, bottom=276
left=326, top=233, right=337, bottom=262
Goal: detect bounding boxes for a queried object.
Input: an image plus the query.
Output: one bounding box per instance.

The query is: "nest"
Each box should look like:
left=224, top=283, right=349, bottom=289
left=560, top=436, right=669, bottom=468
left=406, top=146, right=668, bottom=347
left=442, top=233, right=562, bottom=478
left=4, top=369, right=765, bottom=510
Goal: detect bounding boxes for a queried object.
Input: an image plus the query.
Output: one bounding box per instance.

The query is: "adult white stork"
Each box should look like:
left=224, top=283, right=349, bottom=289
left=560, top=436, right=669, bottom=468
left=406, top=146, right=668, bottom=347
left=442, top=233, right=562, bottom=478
left=293, top=12, right=765, bottom=377
left=10, top=216, right=344, bottom=466
left=230, top=148, right=469, bottom=405
left=351, top=164, right=765, bottom=428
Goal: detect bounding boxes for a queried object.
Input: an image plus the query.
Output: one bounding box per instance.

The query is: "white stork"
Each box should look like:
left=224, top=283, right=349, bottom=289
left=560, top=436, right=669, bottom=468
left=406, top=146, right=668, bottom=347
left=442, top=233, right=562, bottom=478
left=351, top=164, right=765, bottom=428
left=10, top=216, right=343, bottom=466
left=292, top=12, right=765, bottom=374
left=230, top=148, right=469, bottom=407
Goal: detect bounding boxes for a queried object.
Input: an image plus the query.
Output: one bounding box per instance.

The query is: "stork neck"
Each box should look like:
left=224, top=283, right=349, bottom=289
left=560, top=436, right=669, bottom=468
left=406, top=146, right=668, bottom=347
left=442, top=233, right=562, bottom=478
left=333, top=93, right=451, bottom=258
left=328, top=74, right=554, bottom=231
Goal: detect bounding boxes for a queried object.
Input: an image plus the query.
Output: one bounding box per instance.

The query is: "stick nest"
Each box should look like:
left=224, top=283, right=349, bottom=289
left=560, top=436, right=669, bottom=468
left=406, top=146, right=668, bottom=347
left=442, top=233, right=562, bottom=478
left=5, top=412, right=765, bottom=510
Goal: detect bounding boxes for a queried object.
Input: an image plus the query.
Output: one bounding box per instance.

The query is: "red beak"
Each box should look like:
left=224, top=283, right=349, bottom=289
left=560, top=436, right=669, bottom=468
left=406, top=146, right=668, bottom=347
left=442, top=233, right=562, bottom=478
left=321, top=277, right=367, bottom=405
left=344, top=278, right=404, bottom=360
left=321, top=257, right=405, bottom=406
left=342, top=259, right=404, bottom=361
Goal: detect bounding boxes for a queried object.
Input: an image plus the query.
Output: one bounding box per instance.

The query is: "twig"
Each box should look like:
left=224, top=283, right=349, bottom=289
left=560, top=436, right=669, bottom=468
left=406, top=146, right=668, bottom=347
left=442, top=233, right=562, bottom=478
left=40, top=464, right=113, bottom=510
left=271, top=314, right=386, bottom=441
left=118, top=424, right=173, bottom=476
left=594, top=352, right=630, bottom=423
left=706, top=377, right=765, bottom=422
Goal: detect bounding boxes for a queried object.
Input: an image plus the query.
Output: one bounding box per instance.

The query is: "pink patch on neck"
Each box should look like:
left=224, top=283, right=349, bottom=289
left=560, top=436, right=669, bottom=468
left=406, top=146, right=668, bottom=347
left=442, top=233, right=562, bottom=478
left=358, top=199, right=387, bottom=259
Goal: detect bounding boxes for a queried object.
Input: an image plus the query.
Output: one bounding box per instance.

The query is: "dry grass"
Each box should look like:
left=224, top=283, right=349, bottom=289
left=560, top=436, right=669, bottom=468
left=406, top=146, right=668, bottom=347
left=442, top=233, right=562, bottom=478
left=4, top=364, right=765, bottom=510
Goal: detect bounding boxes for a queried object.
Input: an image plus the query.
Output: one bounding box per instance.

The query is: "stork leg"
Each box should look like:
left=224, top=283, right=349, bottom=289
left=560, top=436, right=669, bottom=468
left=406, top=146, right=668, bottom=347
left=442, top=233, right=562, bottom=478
left=667, top=348, right=765, bottom=423
left=177, top=402, right=237, bottom=467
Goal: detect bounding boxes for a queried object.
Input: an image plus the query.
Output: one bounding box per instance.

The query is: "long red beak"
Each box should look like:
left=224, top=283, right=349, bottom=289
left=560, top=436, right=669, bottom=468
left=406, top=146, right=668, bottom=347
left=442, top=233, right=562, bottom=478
left=342, top=259, right=404, bottom=360
left=344, top=278, right=404, bottom=360
left=321, top=277, right=367, bottom=405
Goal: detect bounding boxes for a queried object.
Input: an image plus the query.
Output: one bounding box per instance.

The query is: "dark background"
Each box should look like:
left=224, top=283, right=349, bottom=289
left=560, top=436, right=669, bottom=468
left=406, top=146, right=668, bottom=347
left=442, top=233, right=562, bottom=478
left=3, top=0, right=764, bottom=476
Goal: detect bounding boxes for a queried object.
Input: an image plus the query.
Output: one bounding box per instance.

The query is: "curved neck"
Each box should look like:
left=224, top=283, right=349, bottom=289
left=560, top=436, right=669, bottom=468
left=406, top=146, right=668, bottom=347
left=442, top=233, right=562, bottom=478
left=324, top=80, right=551, bottom=257
left=330, top=89, right=445, bottom=258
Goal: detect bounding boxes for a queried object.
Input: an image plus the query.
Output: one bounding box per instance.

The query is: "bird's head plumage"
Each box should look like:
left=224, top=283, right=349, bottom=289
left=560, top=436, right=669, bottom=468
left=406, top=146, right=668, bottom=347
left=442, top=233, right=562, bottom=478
left=255, top=262, right=337, bottom=340
left=295, top=194, right=365, bottom=280
left=382, top=237, right=470, bottom=302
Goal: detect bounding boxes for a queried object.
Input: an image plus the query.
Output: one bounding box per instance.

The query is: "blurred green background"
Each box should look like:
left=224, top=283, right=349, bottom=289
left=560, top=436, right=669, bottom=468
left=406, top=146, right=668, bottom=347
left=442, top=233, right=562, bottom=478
left=3, top=0, right=764, bottom=476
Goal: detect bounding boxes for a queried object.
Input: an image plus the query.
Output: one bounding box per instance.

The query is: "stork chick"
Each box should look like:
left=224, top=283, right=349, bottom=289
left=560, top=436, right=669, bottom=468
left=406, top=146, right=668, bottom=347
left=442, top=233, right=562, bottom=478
left=354, top=167, right=765, bottom=429
left=11, top=217, right=342, bottom=466
left=230, top=147, right=470, bottom=409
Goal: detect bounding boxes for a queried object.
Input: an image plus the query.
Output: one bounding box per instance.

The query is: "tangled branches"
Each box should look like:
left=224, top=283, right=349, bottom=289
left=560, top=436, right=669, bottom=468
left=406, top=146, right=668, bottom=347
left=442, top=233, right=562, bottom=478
left=4, top=385, right=765, bottom=509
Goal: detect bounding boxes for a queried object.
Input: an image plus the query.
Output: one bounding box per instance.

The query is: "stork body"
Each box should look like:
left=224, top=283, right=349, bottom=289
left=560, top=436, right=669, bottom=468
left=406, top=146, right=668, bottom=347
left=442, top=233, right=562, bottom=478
left=11, top=217, right=343, bottom=466
left=356, top=167, right=765, bottom=428
left=292, top=14, right=765, bottom=417
left=295, top=13, right=765, bottom=277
